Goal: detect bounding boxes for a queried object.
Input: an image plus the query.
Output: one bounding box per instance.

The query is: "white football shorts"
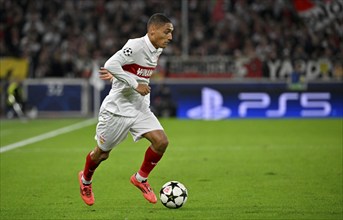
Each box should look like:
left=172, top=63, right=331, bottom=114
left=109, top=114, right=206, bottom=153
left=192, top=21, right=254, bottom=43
left=95, top=109, right=164, bottom=151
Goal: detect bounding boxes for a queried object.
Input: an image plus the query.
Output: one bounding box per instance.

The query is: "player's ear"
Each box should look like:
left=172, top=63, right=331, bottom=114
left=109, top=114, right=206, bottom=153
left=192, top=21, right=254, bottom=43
left=148, top=24, right=157, bottom=34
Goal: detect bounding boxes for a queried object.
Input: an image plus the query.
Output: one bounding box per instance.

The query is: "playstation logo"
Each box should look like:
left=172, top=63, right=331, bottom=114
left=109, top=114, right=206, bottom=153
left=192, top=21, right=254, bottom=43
left=187, top=87, right=231, bottom=120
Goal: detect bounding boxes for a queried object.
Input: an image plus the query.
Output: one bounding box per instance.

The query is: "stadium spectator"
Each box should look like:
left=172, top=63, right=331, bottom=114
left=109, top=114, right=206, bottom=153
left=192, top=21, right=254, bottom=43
left=0, top=0, right=341, bottom=80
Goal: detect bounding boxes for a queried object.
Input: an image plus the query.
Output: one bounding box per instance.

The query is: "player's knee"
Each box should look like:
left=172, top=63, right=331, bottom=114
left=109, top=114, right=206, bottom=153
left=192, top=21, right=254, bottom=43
left=92, top=147, right=110, bottom=163
left=99, top=151, right=110, bottom=162
left=154, top=138, right=169, bottom=153
left=160, top=138, right=169, bottom=149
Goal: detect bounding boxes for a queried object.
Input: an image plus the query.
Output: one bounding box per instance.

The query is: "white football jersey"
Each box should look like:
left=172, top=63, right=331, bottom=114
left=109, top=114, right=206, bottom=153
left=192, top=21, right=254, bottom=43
left=101, top=34, right=163, bottom=117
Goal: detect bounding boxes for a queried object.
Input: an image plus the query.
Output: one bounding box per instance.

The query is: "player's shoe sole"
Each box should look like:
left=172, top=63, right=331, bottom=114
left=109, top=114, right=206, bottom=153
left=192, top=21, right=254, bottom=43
left=78, top=171, right=95, bottom=206
left=130, top=174, right=157, bottom=204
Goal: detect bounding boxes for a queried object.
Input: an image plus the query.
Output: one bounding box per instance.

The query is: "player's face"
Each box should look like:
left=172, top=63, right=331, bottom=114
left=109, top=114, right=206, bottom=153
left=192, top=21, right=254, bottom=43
left=152, top=23, right=174, bottom=49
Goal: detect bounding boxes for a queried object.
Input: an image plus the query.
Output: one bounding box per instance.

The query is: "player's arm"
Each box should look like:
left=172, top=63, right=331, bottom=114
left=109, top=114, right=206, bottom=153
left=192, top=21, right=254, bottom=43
left=99, top=67, right=114, bottom=81
left=104, top=42, right=150, bottom=95
left=104, top=59, right=139, bottom=89
left=99, top=67, right=151, bottom=95
left=99, top=67, right=150, bottom=95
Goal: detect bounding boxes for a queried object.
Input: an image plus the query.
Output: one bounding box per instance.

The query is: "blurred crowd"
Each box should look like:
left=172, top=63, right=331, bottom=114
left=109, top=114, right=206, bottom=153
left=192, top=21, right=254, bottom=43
left=0, top=0, right=342, bottom=79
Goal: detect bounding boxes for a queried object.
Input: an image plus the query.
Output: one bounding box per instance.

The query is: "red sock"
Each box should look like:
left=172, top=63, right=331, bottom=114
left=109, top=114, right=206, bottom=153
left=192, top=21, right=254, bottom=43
left=83, top=152, right=100, bottom=181
left=138, top=146, right=163, bottom=178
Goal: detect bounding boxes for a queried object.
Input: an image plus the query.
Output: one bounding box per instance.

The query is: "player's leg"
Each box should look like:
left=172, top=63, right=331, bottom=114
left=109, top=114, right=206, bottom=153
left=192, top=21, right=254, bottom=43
left=138, top=130, right=168, bottom=178
left=79, top=111, right=133, bottom=205
left=79, top=146, right=110, bottom=206
left=129, top=111, right=168, bottom=203
left=81, top=146, right=110, bottom=184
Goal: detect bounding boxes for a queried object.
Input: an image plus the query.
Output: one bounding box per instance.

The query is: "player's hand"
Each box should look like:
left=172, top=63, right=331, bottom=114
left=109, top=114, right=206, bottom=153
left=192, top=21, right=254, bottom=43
left=135, top=84, right=151, bottom=96
left=99, top=67, right=114, bottom=81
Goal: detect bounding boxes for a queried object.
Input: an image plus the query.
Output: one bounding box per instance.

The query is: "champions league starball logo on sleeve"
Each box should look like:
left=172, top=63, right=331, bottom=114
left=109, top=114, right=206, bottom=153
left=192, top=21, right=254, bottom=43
left=123, top=48, right=133, bottom=56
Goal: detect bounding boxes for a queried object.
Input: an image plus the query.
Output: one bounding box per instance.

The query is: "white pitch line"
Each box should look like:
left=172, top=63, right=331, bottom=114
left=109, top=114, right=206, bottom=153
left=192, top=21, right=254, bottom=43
left=0, top=118, right=96, bottom=154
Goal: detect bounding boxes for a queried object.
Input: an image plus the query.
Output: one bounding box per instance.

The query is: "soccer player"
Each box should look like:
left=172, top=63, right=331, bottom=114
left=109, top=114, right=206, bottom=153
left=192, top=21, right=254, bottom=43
left=78, top=13, right=174, bottom=206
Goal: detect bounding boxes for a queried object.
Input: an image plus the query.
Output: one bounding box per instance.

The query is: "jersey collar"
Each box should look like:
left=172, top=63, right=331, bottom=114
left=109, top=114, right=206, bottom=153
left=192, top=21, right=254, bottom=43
left=144, top=34, right=158, bottom=52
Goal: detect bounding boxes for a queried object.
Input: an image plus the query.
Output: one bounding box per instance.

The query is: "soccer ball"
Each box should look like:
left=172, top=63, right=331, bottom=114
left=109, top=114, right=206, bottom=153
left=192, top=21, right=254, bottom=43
left=159, top=181, right=188, bottom=209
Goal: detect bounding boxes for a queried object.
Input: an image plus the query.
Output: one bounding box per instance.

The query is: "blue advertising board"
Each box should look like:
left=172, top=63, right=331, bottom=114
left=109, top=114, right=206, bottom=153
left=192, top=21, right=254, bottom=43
left=26, top=83, right=82, bottom=111
left=150, top=82, right=343, bottom=119
left=26, top=80, right=342, bottom=119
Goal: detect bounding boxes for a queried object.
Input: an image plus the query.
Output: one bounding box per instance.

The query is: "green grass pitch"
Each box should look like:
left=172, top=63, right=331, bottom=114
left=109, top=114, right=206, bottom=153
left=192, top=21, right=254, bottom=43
left=0, top=118, right=342, bottom=220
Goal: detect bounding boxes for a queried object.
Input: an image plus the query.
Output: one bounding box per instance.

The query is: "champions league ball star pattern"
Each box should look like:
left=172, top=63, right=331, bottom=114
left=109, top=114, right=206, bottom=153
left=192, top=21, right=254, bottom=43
left=159, top=181, right=188, bottom=209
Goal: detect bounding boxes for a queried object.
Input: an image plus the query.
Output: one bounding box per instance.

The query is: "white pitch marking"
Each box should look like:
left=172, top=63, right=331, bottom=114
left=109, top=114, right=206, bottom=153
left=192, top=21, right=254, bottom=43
left=0, top=118, right=96, bottom=154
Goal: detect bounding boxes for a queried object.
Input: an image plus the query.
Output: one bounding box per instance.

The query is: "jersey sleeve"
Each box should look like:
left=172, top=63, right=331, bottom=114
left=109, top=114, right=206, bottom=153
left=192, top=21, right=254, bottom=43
left=104, top=40, right=139, bottom=89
